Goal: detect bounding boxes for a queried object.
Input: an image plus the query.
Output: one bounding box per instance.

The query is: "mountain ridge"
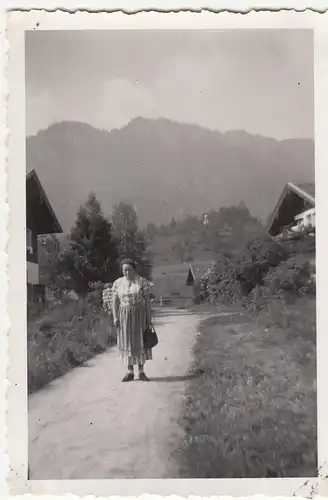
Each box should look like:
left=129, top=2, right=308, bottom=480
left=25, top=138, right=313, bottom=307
left=26, top=117, right=315, bottom=231
left=27, top=117, right=312, bottom=142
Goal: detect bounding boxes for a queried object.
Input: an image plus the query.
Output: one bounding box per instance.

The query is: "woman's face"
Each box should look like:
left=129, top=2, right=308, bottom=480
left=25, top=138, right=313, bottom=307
left=123, top=264, right=135, bottom=281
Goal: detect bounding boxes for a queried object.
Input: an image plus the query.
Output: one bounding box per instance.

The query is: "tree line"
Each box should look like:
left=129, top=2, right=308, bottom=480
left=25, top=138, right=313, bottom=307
left=145, top=203, right=265, bottom=264
left=39, top=194, right=151, bottom=295
left=40, top=199, right=266, bottom=289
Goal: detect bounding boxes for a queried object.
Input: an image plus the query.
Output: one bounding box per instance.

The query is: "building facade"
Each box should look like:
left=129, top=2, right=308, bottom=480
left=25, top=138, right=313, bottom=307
left=294, top=207, right=315, bottom=230
left=26, top=170, right=63, bottom=303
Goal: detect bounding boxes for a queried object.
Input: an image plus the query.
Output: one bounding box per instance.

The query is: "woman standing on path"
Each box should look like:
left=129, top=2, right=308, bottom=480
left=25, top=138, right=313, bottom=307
left=112, top=259, right=153, bottom=382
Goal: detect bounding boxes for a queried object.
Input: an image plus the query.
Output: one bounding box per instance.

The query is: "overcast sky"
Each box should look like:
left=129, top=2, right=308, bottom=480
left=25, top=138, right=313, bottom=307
left=25, top=29, right=313, bottom=140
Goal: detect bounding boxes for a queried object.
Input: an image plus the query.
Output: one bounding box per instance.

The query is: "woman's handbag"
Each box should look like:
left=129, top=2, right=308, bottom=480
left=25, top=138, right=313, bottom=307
left=143, top=323, right=159, bottom=349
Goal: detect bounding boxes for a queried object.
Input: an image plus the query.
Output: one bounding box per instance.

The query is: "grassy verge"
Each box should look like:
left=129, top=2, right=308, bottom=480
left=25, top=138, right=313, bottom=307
left=175, top=297, right=317, bottom=478
left=28, top=297, right=116, bottom=393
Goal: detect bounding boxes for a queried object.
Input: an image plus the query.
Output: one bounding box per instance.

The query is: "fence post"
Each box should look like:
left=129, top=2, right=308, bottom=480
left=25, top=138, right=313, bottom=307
left=160, top=296, right=163, bottom=307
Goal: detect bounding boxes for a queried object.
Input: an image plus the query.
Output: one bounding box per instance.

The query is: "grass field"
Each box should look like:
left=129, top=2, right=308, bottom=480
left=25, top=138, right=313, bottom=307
left=175, top=297, right=317, bottom=478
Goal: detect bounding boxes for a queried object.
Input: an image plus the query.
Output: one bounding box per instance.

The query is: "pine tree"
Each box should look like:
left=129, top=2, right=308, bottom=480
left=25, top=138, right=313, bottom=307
left=58, top=194, right=119, bottom=294
left=111, top=202, right=152, bottom=279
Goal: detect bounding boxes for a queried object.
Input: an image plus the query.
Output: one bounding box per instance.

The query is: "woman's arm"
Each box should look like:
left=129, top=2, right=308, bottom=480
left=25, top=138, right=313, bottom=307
left=112, top=281, right=120, bottom=325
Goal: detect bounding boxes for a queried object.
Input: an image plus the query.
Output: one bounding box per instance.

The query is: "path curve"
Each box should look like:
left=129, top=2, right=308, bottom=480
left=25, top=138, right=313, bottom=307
left=28, top=308, right=202, bottom=479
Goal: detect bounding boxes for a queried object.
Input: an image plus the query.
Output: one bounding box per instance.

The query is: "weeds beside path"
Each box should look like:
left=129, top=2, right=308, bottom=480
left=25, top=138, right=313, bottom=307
left=175, top=298, right=317, bottom=478
left=28, top=296, right=116, bottom=393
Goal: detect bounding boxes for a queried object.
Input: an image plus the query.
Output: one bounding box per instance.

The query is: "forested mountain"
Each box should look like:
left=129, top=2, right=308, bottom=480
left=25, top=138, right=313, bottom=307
left=27, top=118, right=314, bottom=231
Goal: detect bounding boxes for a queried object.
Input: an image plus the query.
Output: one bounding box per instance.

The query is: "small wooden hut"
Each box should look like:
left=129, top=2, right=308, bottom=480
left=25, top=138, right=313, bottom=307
left=186, top=264, right=209, bottom=304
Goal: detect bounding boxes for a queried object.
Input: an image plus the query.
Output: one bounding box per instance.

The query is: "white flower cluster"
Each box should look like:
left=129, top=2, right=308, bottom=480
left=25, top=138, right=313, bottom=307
left=102, top=285, right=113, bottom=311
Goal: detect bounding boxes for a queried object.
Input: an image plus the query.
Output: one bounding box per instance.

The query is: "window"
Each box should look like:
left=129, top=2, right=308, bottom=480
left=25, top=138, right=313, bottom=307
left=26, top=228, right=33, bottom=254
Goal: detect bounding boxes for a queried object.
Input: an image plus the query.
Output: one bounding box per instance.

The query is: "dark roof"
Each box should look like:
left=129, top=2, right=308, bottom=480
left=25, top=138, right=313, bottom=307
left=26, top=170, right=63, bottom=235
left=186, top=263, right=213, bottom=285
left=186, top=267, right=196, bottom=286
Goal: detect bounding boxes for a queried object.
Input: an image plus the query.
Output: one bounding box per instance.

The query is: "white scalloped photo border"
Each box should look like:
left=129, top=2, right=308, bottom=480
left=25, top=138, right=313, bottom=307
left=3, top=8, right=328, bottom=499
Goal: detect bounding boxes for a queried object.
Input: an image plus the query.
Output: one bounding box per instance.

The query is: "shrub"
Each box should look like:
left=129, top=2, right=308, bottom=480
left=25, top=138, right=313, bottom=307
left=201, top=235, right=290, bottom=304
left=234, top=235, right=290, bottom=294
left=263, top=257, right=315, bottom=296
left=245, top=257, right=316, bottom=312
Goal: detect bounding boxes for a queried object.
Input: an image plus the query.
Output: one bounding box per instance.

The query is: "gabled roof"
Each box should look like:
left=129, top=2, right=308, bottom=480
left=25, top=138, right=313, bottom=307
left=26, top=169, right=63, bottom=234
left=267, top=182, right=315, bottom=234
left=186, top=266, right=196, bottom=285
left=186, top=262, right=213, bottom=286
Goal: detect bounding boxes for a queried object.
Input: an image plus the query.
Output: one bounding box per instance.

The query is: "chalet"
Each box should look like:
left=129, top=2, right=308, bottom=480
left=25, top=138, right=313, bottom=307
left=26, top=169, right=63, bottom=303
left=267, top=182, right=315, bottom=238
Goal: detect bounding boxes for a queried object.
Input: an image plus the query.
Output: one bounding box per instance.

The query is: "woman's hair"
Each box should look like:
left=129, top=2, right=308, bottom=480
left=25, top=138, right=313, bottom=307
left=121, top=258, right=137, bottom=271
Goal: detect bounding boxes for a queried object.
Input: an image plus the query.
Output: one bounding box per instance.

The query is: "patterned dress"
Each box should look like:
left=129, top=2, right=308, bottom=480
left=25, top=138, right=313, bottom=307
left=112, top=276, right=153, bottom=366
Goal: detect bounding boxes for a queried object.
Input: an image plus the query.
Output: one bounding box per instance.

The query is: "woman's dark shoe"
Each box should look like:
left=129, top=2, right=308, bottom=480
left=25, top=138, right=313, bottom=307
left=122, top=373, right=134, bottom=382
left=139, top=372, right=150, bottom=382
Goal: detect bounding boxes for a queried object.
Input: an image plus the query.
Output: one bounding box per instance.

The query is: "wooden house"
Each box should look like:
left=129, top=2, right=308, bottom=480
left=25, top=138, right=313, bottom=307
left=26, top=169, right=63, bottom=303
left=267, top=182, right=315, bottom=238
left=186, top=263, right=212, bottom=303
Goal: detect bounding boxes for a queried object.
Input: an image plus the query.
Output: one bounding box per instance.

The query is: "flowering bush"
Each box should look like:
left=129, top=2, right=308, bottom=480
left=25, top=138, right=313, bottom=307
left=102, top=284, right=113, bottom=313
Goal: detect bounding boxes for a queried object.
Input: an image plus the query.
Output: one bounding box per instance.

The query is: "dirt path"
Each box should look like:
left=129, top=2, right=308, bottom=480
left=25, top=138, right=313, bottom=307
left=28, top=308, right=203, bottom=479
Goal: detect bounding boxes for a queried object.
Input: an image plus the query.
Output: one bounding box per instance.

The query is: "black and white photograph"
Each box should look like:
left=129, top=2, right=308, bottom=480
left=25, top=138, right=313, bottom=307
left=6, top=10, right=327, bottom=497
